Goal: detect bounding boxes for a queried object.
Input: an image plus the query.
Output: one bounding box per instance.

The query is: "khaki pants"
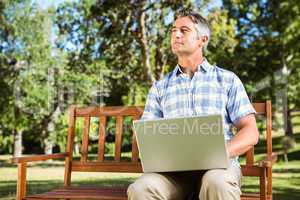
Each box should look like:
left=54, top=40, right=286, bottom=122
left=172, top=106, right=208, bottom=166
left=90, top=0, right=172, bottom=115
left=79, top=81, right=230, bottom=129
left=127, top=165, right=242, bottom=200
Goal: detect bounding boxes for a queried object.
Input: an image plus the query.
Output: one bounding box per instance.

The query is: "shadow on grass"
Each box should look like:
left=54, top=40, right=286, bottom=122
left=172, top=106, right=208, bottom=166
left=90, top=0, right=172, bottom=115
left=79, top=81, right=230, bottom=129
left=0, top=155, right=133, bottom=168
left=0, top=162, right=66, bottom=168
left=242, top=183, right=300, bottom=200
left=273, top=167, right=300, bottom=173
left=279, top=150, right=300, bottom=161
left=272, top=184, right=300, bottom=200
left=252, top=133, right=300, bottom=159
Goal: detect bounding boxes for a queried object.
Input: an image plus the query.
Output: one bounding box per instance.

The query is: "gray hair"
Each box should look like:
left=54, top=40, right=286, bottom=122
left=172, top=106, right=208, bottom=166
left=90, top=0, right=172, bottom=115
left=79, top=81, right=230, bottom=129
left=174, top=8, right=210, bottom=50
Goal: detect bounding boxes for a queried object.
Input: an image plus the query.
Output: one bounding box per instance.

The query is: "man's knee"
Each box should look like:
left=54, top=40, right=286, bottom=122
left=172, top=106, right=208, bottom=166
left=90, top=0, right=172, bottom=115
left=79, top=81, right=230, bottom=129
left=202, top=170, right=229, bottom=191
left=127, top=173, right=171, bottom=200
left=127, top=172, right=185, bottom=200
left=127, top=183, right=144, bottom=200
left=127, top=174, right=156, bottom=199
left=199, top=169, right=241, bottom=199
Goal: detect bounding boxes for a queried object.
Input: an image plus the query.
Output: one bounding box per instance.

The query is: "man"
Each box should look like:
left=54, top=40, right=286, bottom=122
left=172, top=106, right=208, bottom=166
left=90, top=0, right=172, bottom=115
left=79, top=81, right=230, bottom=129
left=127, top=8, right=259, bottom=200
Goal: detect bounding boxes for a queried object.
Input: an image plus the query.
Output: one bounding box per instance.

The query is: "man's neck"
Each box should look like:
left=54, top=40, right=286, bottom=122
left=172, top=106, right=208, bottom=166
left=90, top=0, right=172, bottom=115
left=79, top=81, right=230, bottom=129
left=177, top=54, right=205, bottom=77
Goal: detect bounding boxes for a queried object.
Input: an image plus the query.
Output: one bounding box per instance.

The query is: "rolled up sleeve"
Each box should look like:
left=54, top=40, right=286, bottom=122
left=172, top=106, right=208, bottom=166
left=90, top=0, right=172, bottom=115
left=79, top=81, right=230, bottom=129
left=141, top=82, right=163, bottom=120
left=226, top=74, right=256, bottom=124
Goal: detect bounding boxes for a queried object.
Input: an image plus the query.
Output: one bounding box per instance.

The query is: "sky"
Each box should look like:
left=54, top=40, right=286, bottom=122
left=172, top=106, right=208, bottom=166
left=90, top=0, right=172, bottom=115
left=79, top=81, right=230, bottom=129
left=35, top=0, right=75, bottom=9
left=34, top=0, right=222, bottom=52
left=35, top=0, right=222, bottom=9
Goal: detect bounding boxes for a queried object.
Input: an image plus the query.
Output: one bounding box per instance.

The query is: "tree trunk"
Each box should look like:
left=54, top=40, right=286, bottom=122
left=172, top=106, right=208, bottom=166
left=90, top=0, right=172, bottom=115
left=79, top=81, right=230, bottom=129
left=13, top=129, right=22, bottom=157
left=280, top=55, right=293, bottom=135
left=135, top=3, right=155, bottom=83
left=284, top=151, right=289, bottom=164
left=42, top=105, right=62, bottom=154
left=282, top=88, right=291, bottom=135
left=74, top=136, right=80, bottom=155
left=285, top=105, right=293, bottom=136
left=13, top=74, right=23, bottom=157
left=282, top=66, right=293, bottom=136
left=44, top=138, right=53, bottom=154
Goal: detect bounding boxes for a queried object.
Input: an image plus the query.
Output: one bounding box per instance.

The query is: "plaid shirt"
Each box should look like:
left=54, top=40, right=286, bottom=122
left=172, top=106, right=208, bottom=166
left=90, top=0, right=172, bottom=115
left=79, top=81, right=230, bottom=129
left=142, top=59, right=256, bottom=165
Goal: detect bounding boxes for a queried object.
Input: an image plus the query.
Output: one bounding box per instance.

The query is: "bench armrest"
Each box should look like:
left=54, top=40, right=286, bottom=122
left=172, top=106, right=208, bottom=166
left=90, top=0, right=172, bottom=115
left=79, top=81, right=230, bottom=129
left=12, top=152, right=69, bottom=164
left=257, top=153, right=277, bottom=168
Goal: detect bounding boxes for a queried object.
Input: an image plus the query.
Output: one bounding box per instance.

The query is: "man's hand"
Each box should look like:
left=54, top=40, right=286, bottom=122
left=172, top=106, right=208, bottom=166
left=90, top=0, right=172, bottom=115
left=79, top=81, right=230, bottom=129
left=227, top=114, right=259, bottom=158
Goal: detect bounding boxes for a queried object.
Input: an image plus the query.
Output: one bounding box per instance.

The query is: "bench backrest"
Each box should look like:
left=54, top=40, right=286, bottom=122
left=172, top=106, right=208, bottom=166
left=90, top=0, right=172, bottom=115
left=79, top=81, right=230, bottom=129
left=245, top=101, right=272, bottom=166
left=63, top=101, right=272, bottom=186
left=63, top=106, right=144, bottom=186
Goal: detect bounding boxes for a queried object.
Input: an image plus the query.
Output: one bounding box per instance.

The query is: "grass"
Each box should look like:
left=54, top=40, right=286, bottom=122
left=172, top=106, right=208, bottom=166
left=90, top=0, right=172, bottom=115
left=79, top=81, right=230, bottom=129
left=1, top=116, right=300, bottom=199
left=0, top=159, right=140, bottom=199
left=241, top=160, right=300, bottom=199
left=239, top=128, right=300, bottom=199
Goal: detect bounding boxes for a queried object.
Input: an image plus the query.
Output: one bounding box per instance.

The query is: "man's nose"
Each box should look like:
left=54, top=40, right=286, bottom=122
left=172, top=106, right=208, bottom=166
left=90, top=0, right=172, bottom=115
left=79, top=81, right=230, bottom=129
left=174, top=30, right=182, bottom=38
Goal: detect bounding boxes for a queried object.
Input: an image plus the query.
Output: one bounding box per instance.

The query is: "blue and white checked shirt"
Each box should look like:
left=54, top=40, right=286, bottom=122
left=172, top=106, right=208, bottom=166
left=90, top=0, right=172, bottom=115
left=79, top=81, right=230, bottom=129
left=142, top=59, right=256, bottom=165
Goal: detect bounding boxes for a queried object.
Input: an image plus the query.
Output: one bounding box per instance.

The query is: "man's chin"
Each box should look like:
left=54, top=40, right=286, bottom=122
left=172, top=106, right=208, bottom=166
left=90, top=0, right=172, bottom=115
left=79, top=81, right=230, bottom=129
left=171, top=49, right=187, bottom=56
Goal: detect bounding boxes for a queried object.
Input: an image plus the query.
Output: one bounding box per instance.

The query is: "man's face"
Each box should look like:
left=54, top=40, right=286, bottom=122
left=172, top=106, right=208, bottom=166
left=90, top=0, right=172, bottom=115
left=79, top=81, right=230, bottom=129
left=171, top=17, right=202, bottom=56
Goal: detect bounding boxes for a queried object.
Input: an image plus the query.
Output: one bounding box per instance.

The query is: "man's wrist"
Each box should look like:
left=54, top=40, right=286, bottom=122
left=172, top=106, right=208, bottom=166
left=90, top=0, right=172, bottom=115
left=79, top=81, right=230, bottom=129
left=226, top=142, right=233, bottom=159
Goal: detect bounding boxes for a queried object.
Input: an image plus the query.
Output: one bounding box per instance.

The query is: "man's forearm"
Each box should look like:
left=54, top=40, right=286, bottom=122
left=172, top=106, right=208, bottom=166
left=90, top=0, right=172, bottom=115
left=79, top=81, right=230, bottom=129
left=227, top=115, right=259, bottom=158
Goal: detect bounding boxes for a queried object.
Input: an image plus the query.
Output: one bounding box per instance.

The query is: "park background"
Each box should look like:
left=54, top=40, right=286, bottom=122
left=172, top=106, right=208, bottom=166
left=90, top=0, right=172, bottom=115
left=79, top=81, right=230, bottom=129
left=0, top=0, right=299, bottom=199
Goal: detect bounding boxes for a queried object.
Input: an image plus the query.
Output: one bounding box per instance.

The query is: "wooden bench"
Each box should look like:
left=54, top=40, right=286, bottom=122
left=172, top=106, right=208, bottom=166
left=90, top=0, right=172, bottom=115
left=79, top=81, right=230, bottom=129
left=12, top=101, right=275, bottom=200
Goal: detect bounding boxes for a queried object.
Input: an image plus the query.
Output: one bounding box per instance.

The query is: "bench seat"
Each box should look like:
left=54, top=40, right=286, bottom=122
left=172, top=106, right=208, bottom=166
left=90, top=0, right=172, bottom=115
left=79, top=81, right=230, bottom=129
left=25, top=186, right=272, bottom=200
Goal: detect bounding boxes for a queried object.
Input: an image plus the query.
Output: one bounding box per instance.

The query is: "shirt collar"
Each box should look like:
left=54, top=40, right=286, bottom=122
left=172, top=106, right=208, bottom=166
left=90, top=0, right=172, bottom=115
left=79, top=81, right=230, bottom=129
left=172, top=58, right=214, bottom=77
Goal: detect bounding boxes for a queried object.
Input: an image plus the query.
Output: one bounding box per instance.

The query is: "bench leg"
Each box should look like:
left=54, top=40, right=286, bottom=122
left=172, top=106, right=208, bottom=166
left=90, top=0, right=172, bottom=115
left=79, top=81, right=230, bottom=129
left=17, top=163, right=27, bottom=200
left=259, top=168, right=267, bottom=200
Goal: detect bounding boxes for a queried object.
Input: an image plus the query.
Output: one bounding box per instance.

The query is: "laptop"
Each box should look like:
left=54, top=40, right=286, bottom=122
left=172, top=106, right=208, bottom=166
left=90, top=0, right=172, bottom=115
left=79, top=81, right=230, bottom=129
left=133, top=115, right=229, bottom=172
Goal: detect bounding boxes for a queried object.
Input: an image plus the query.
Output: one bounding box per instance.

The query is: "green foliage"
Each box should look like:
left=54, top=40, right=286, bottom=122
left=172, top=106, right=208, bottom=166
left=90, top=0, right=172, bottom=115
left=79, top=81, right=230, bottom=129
left=223, top=0, right=300, bottom=135
left=223, top=0, right=300, bottom=98
left=281, top=136, right=296, bottom=152
left=0, top=0, right=299, bottom=154
left=0, top=130, right=14, bottom=154
left=206, top=8, right=238, bottom=66
left=122, top=84, right=149, bottom=106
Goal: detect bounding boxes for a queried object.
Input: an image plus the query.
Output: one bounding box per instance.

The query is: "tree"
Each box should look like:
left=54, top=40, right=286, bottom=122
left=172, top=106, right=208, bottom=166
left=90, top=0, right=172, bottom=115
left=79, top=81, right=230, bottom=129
left=0, top=0, right=36, bottom=156
left=0, top=0, right=104, bottom=155
left=223, top=0, right=300, bottom=135
left=56, top=0, right=235, bottom=106
left=0, top=0, right=242, bottom=155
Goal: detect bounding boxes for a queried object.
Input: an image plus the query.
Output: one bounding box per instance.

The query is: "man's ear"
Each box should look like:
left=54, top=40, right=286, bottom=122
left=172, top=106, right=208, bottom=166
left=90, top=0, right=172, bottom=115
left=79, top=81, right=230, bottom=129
left=198, top=35, right=208, bottom=47
left=201, top=35, right=209, bottom=45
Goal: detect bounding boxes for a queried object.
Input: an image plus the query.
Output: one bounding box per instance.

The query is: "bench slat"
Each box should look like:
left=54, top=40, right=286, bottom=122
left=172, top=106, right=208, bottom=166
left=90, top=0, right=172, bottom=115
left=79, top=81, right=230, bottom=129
left=26, top=186, right=128, bottom=199
left=241, top=165, right=264, bottom=177
left=98, top=116, right=107, bottom=162
left=75, top=106, right=144, bottom=117
left=26, top=186, right=272, bottom=200
left=81, top=116, right=90, bottom=163
left=115, top=116, right=123, bottom=162
left=252, top=103, right=266, bottom=115
left=72, top=161, right=142, bottom=173
left=131, top=115, right=140, bottom=162
left=246, top=146, right=254, bottom=166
